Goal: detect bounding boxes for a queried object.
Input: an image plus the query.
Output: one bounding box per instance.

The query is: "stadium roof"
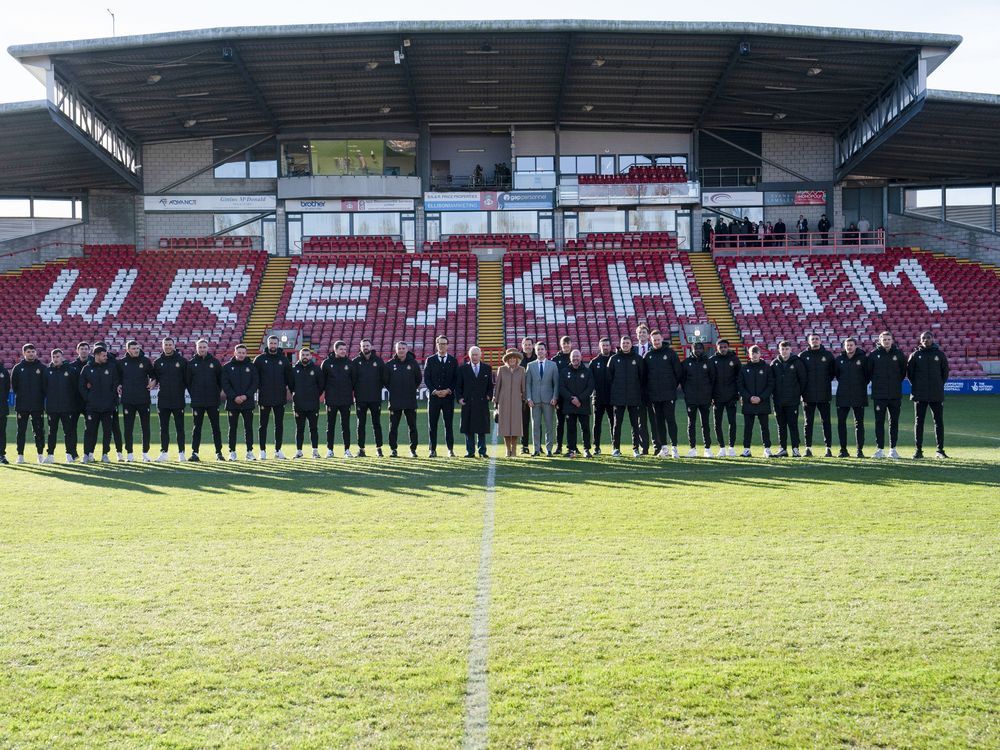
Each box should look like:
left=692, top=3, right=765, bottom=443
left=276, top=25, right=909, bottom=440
left=846, top=90, right=1000, bottom=181
left=9, top=20, right=962, bottom=141
left=0, top=101, right=132, bottom=192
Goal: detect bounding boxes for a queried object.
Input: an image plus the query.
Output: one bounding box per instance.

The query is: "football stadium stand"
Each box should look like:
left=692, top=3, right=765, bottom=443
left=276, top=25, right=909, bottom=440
left=504, top=250, right=707, bottom=358
left=715, top=247, right=1000, bottom=376
left=301, top=236, right=406, bottom=253
left=0, top=246, right=266, bottom=363
left=422, top=234, right=555, bottom=253
left=158, top=237, right=254, bottom=249
left=270, top=253, right=478, bottom=358
left=563, top=233, right=679, bottom=250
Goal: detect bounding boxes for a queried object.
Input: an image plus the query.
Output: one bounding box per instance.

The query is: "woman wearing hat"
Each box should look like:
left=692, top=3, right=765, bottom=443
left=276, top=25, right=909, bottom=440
left=494, top=348, right=526, bottom=457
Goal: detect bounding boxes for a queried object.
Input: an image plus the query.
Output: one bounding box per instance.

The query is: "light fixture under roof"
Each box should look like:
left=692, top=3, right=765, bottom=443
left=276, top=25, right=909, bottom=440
left=743, top=110, right=774, bottom=117
left=365, top=61, right=379, bottom=71
left=183, top=119, right=197, bottom=128
left=807, top=67, right=823, bottom=77
left=198, top=117, right=229, bottom=123
left=458, top=148, right=486, bottom=153
left=176, top=91, right=210, bottom=98
left=772, top=112, right=787, bottom=121
left=581, top=104, right=594, bottom=112
left=765, top=85, right=797, bottom=91
left=786, top=56, right=819, bottom=62
left=468, top=104, right=499, bottom=110
left=379, top=105, right=392, bottom=114
left=591, top=57, right=606, bottom=67
left=467, top=79, right=499, bottom=85
left=146, top=74, right=162, bottom=85
left=466, top=44, right=499, bottom=55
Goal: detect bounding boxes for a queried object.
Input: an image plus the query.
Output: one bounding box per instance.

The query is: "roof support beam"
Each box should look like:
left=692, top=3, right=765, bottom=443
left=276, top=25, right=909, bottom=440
left=699, top=128, right=813, bottom=182
left=694, top=42, right=744, bottom=129
left=154, top=132, right=274, bottom=194
left=227, top=44, right=279, bottom=130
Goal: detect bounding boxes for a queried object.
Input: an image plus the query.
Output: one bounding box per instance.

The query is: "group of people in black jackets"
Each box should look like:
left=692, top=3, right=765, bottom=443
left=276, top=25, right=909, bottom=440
left=0, top=324, right=950, bottom=464
left=511, top=325, right=950, bottom=459
left=0, top=332, right=496, bottom=464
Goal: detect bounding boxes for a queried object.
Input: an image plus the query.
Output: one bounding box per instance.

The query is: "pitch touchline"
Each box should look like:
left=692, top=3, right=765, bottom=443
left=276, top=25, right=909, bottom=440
left=463, top=428, right=497, bottom=750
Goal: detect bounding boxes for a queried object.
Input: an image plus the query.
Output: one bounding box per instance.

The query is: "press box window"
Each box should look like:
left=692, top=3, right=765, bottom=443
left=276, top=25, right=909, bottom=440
left=213, top=137, right=277, bottom=179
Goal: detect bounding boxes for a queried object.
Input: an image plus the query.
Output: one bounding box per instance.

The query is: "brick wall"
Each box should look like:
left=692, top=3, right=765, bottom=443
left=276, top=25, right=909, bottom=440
left=142, top=140, right=277, bottom=194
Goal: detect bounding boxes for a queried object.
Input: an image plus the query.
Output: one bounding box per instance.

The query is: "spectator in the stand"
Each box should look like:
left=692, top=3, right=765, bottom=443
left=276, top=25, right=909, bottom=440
left=473, top=164, right=484, bottom=187
left=715, top=217, right=727, bottom=248
left=765, top=221, right=775, bottom=248
left=757, top=221, right=766, bottom=247
left=818, top=214, right=831, bottom=246
left=858, top=216, right=871, bottom=245
left=773, top=218, right=787, bottom=246
left=741, top=216, right=753, bottom=247
left=702, top=219, right=714, bottom=251
left=845, top=222, right=859, bottom=245
left=796, top=214, right=809, bottom=246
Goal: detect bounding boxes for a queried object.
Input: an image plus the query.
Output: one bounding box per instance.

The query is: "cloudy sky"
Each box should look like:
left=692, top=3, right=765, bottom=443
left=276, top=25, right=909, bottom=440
left=2, top=0, right=997, bottom=103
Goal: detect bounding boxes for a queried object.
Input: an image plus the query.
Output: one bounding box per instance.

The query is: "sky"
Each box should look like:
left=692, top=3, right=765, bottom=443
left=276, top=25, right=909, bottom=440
left=2, top=0, right=998, bottom=104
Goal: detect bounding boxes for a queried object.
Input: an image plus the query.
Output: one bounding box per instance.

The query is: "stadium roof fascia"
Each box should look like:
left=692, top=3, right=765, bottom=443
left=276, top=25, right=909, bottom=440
left=6, top=20, right=964, bottom=59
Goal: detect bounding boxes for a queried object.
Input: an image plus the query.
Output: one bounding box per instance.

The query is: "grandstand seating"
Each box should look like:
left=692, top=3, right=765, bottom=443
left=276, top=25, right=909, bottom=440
left=564, top=232, right=678, bottom=250
left=504, top=250, right=707, bottom=358
left=0, top=247, right=266, bottom=364
left=82, top=244, right=136, bottom=253
left=271, top=253, right=478, bottom=359
left=158, top=236, right=254, bottom=249
left=578, top=166, right=688, bottom=185
left=302, top=236, right=405, bottom=253
left=715, top=247, right=1000, bottom=376
left=422, top=234, right=555, bottom=252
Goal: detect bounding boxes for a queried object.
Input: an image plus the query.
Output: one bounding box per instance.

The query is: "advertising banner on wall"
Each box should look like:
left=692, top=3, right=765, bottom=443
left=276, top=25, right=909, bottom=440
left=144, top=195, right=277, bottom=212
left=764, top=190, right=828, bottom=207
left=423, top=191, right=554, bottom=211
left=285, top=198, right=415, bottom=212
left=701, top=191, right=764, bottom=207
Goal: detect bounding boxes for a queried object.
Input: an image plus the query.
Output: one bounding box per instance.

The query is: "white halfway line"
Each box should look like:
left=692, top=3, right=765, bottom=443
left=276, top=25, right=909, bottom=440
left=463, top=428, right=498, bottom=750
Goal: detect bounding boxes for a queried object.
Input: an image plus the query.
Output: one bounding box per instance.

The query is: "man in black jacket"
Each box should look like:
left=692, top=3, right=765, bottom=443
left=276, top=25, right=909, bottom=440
left=11, top=343, right=46, bottom=464
left=255, top=335, right=292, bottom=460
left=771, top=341, right=806, bottom=457
left=222, top=344, right=260, bottom=461
left=588, top=337, right=614, bottom=455
left=423, top=335, right=458, bottom=457
left=353, top=339, right=385, bottom=457
left=153, top=337, right=188, bottom=462
left=834, top=337, right=869, bottom=457
left=608, top=335, right=645, bottom=457
left=799, top=333, right=836, bottom=457
left=0, top=360, right=8, bottom=464
left=799, top=333, right=836, bottom=458
left=291, top=347, right=324, bottom=458
left=117, top=340, right=155, bottom=462
left=552, top=335, right=574, bottom=454
left=643, top=329, right=682, bottom=458
left=559, top=349, right=595, bottom=458
left=866, top=331, right=906, bottom=459
left=738, top=345, right=774, bottom=457
left=710, top=340, right=741, bottom=456
left=43, top=349, right=79, bottom=463
left=385, top=342, right=422, bottom=458
left=818, top=214, right=831, bottom=245
left=907, top=331, right=950, bottom=459
left=322, top=340, right=357, bottom=458
left=90, top=341, right=124, bottom=461
left=186, top=338, right=225, bottom=462
left=456, top=346, right=493, bottom=458
left=68, top=342, right=91, bottom=441
left=79, top=346, right=120, bottom=463
left=519, top=337, right=537, bottom=454
left=681, top=342, right=716, bottom=457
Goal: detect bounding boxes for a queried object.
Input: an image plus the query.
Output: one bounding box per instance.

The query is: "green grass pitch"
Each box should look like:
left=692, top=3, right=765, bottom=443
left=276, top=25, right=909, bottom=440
left=1, top=395, right=997, bottom=748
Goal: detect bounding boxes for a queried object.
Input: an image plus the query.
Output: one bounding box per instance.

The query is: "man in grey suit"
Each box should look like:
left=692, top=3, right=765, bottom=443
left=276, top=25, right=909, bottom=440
left=526, top=341, right=559, bottom=456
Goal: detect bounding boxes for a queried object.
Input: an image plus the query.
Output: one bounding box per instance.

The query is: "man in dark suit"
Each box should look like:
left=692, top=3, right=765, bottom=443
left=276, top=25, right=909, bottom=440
left=456, top=346, right=493, bottom=458
left=423, top=335, right=459, bottom=457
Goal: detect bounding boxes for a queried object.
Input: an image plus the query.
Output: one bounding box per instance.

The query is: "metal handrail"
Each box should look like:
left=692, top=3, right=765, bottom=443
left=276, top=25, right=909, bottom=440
left=711, top=229, right=886, bottom=257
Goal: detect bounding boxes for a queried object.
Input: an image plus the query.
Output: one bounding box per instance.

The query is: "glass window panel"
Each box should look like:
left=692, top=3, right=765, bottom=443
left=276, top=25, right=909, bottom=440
left=515, top=156, right=536, bottom=172
left=442, top=211, right=488, bottom=235
left=74, top=200, right=84, bottom=218
left=0, top=198, right=31, bottom=217
left=676, top=213, right=691, bottom=250
left=213, top=136, right=255, bottom=179
left=904, top=187, right=942, bottom=220
left=579, top=211, right=626, bottom=233
left=619, top=155, right=636, bottom=173
left=600, top=155, right=616, bottom=175
left=946, top=186, right=993, bottom=230
left=248, top=139, right=277, bottom=178
left=535, top=156, right=554, bottom=171
left=385, top=140, right=416, bottom=176
left=214, top=213, right=259, bottom=235
left=312, top=140, right=350, bottom=175
left=629, top=209, right=677, bottom=232
left=491, top=211, right=537, bottom=234
left=32, top=199, right=75, bottom=219
left=347, top=140, right=384, bottom=176
left=354, top=212, right=401, bottom=235
left=303, top=213, right=351, bottom=236
left=214, top=161, right=247, bottom=179
left=559, top=156, right=577, bottom=174
left=287, top=216, right=303, bottom=255
left=282, top=142, right=312, bottom=176
left=576, top=155, right=597, bottom=174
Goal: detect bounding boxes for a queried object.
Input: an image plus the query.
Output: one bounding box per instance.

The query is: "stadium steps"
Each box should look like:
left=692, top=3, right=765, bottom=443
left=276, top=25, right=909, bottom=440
left=0, top=258, right=69, bottom=278
left=476, top=259, right=505, bottom=363
left=927, top=250, right=1000, bottom=279
left=687, top=252, right=742, bottom=350
left=242, top=256, right=292, bottom=350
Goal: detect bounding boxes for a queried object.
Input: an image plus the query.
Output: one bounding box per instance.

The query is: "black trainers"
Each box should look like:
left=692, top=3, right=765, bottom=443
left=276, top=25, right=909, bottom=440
left=376, top=448, right=384, bottom=458
left=520, top=446, right=529, bottom=455
left=935, top=450, right=949, bottom=459
left=824, top=448, right=833, bottom=458
left=554, top=447, right=563, bottom=455
left=216, top=452, right=226, bottom=461
left=838, top=448, right=849, bottom=458
left=0, top=456, right=8, bottom=465
left=390, top=449, right=398, bottom=458
left=913, top=449, right=924, bottom=459
left=428, top=450, right=437, bottom=458
left=804, top=448, right=813, bottom=457
left=357, top=449, right=366, bottom=458
left=856, top=449, right=865, bottom=458
left=188, top=454, right=200, bottom=463
left=774, top=449, right=788, bottom=458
